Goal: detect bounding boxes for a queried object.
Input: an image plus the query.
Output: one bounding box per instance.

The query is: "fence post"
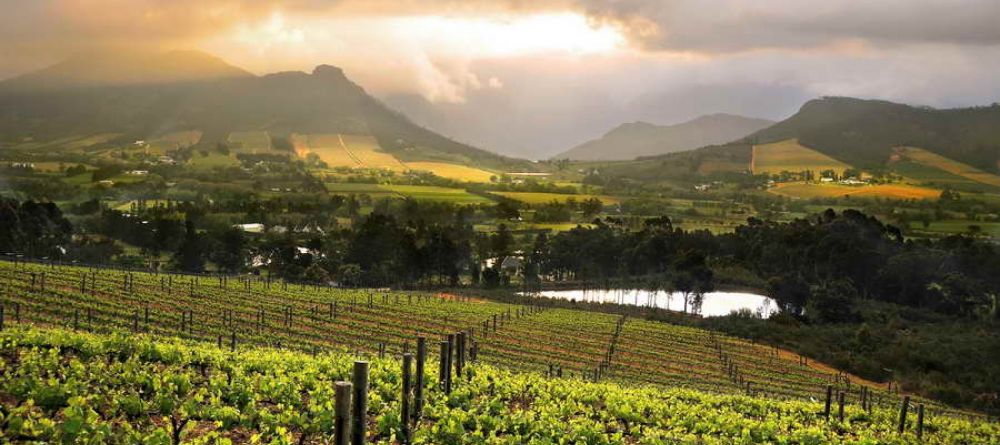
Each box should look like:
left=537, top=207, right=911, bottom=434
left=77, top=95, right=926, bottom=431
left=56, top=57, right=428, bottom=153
left=837, top=391, right=845, bottom=422
left=415, top=337, right=426, bottom=418
left=456, top=332, right=465, bottom=378
left=824, top=385, right=833, bottom=420
left=335, top=381, right=353, bottom=445
left=401, top=353, right=413, bottom=444
left=446, top=334, right=454, bottom=392
left=917, top=403, right=925, bottom=440
left=439, top=341, right=449, bottom=392
left=898, top=395, right=910, bottom=434
left=352, top=361, right=369, bottom=445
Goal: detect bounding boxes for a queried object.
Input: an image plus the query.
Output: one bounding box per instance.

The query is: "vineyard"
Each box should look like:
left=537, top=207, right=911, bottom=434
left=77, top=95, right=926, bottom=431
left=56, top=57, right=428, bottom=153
left=1, top=260, right=997, bottom=443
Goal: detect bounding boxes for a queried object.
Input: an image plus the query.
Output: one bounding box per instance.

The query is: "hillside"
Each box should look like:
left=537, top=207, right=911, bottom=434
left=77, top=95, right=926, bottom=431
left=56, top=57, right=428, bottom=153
left=0, top=51, right=531, bottom=171
left=748, top=97, right=1000, bottom=172
left=553, top=113, right=774, bottom=161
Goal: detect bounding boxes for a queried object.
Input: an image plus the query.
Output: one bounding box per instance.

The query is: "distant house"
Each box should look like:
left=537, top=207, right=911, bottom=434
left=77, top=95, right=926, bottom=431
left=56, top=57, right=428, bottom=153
left=126, top=170, right=149, bottom=176
left=233, top=223, right=265, bottom=234
left=820, top=177, right=835, bottom=183
left=97, top=180, right=115, bottom=187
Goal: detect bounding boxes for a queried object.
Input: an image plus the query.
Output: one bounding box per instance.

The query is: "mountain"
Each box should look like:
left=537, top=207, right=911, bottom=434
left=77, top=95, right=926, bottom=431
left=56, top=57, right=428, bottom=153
left=0, top=50, right=252, bottom=92
left=0, top=50, right=529, bottom=170
left=552, top=114, right=774, bottom=161
left=748, top=97, right=1000, bottom=172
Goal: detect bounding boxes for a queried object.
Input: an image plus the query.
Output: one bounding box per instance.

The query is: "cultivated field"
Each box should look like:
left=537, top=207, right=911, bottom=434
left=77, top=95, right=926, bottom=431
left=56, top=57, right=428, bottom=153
left=491, top=191, right=620, bottom=205
left=892, top=146, right=1000, bottom=189
left=227, top=131, right=272, bottom=153
left=405, top=161, right=496, bottom=182
left=769, top=182, right=942, bottom=200
left=752, top=139, right=851, bottom=176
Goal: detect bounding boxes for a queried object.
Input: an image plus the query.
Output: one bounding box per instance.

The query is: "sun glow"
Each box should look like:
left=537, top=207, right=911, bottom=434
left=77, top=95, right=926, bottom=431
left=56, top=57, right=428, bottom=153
left=386, top=13, right=626, bottom=57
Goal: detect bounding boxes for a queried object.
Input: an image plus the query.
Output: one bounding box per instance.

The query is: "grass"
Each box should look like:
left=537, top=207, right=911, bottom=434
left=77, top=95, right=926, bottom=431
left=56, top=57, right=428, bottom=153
left=769, top=182, right=942, bottom=200
left=891, top=146, right=1000, bottom=189
left=227, top=131, right=272, bottom=153
left=147, top=130, right=202, bottom=153
left=909, top=220, right=1000, bottom=237
left=189, top=151, right=238, bottom=169
left=380, top=185, right=492, bottom=204
left=491, top=191, right=620, bottom=205
left=406, top=161, right=495, bottom=182
left=752, top=139, right=851, bottom=176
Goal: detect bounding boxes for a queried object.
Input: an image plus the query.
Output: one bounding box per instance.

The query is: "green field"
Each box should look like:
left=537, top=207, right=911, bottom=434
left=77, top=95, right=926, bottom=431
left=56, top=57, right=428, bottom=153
left=491, top=191, right=619, bottom=205
left=380, top=185, right=492, bottom=204
left=909, top=220, right=1000, bottom=237
left=227, top=131, right=272, bottom=153
left=752, top=139, right=851, bottom=176
left=891, top=147, right=1000, bottom=191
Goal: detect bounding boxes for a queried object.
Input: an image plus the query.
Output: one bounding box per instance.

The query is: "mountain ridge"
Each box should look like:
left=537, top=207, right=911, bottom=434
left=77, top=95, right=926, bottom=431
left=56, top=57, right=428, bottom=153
left=0, top=50, right=530, bottom=170
left=553, top=113, right=774, bottom=161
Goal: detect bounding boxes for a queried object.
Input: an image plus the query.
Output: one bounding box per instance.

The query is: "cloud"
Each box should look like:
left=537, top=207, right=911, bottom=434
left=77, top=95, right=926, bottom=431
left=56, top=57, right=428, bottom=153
left=572, top=0, right=1000, bottom=53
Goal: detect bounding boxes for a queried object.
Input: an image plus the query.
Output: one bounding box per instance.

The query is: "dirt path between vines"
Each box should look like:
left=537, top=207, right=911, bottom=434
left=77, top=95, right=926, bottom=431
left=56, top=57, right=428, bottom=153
left=773, top=346, right=885, bottom=389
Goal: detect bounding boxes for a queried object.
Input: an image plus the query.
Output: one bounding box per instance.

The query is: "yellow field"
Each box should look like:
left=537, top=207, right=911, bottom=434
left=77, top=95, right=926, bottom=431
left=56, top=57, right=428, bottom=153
left=295, top=133, right=407, bottom=172
left=406, top=162, right=495, bottom=182
left=294, top=133, right=361, bottom=167
left=492, top=191, right=620, bottom=205
left=752, top=139, right=851, bottom=175
left=341, top=135, right=409, bottom=172
left=894, top=146, right=1000, bottom=188
left=769, top=182, right=941, bottom=200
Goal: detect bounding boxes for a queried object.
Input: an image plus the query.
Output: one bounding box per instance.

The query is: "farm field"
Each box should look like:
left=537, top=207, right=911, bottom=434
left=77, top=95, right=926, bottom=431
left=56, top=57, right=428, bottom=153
left=189, top=151, right=239, bottom=169
left=147, top=130, right=202, bottom=153
left=380, top=185, right=492, bottom=204
left=404, top=161, right=495, bottom=182
left=227, top=131, right=272, bottom=153
left=769, top=182, right=942, bottom=200
left=491, top=191, right=620, bottom=205
left=908, top=220, right=1000, bottom=238
left=752, top=139, right=851, bottom=176
left=891, top=146, right=1000, bottom=190
left=296, top=133, right=408, bottom=172
left=0, top=261, right=991, bottom=443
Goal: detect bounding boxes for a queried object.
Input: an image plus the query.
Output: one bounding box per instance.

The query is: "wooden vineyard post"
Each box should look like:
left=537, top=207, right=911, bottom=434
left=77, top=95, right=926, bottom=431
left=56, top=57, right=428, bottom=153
left=1, top=304, right=4, bottom=331
left=230, top=330, right=237, bottom=352
left=335, top=381, right=353, bottom=445
left=898, top=395, right=910, bottom=434
left=401, top=353, right=413, bottom=444
left=352, top=361, right=369, bottom=445
left=917, top=403, right=925, bottom=440
left=824, top=385, right=833, bottom=420
left=456, top=332, right=465, bottom=378
left=438, top=341, right=449, bottom=392
left=837, top=391, right=845, bottom=422
left=446, top=334, right=455, bottom=392
left=415, top=337, right=426, bottom=418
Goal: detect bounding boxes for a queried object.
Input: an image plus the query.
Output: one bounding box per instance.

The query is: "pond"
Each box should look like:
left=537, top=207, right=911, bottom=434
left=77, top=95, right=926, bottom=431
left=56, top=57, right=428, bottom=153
left=526, top=289, right=778, bottom=318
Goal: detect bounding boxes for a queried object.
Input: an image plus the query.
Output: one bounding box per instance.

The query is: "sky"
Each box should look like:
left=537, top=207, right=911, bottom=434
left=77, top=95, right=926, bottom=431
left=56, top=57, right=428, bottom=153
left=3, top=0, right=1000, bottom=158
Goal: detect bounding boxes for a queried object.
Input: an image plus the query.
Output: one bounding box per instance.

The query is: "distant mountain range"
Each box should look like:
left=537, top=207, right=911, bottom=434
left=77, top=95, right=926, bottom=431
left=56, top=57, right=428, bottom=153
left=0, top=50, right=528, bottom=170
left=552, top=114, right=775, bottom=161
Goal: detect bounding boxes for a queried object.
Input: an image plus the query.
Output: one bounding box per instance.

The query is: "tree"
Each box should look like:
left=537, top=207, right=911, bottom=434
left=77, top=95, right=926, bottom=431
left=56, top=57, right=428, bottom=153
left=210, top=228, right=247, bottom=273
left=172, top=220, right=205, bottom=273
left=767, top=274, right=811, bottom=316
